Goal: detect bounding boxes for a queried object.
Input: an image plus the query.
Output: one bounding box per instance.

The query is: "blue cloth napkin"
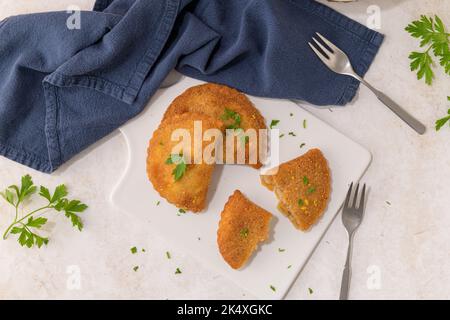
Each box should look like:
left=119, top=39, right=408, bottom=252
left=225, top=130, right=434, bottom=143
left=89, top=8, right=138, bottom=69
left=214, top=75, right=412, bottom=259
left=0, top=0, right=383, bottom=173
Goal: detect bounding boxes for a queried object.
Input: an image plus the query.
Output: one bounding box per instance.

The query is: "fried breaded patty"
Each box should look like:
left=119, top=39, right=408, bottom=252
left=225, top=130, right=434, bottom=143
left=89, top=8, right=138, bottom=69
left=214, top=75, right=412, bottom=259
left=147, top=113, right=223, bottom=212
left=260, top=149, right=331, bottom=231
left=162, top=83, right=267, bottom=169
left=217, top=190, right=273, bottom=269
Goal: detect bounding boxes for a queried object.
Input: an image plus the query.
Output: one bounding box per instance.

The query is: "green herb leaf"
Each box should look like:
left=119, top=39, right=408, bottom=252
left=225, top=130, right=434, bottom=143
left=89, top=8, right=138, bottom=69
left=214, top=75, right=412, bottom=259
left=278, top=248, right=285, bottom=252
left=2, top=175, right=87, bottom=249
left=270, top=120, right=280, bottom=129
left=303, top=119, right=307, bottom=129
left=270, top=285, right=276, bottom=292
left=26, top=217, right=48, bottom=229
left=50, top=185, right=68, bottom=203
left=133, top=266, right=139, bottom=272
left=175, top=267, right=182, bottom=274
left=298, top=199, right=304, bottom=206
left=240, top=227, right=249, bottom=238
left=308, top=288, right=314, bottom=295
left=166, top=154, right=187, bottom=181
left=131, top=247, right=137, bottom=254
left=221, top=108, right=242, bottom=130
left=436, top=106, right=450, bottom=131
left=303, top=176, right=309, bottom=185
left=409, top=51, right=434, bottom=85
left=406, top=15, right=450, bottom=84
left=307, top=187, right=316, bottom=195
left=166, top=251, right=171, bottom=259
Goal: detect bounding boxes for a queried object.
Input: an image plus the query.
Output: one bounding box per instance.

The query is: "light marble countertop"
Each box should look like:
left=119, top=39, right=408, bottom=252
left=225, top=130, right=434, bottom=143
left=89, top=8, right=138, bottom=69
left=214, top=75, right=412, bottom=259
left=0, top=0, right=449, bottom=300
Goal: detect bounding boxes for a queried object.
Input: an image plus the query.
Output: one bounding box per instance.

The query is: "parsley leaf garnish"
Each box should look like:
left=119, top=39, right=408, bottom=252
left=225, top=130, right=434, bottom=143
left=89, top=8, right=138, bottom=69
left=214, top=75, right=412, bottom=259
left=221, top=108, right=242, bottom=130
left=307, top=187, right=316, bottom=195
left=270, top=285, right=276, bottom=292
left=240, top=227, right=249, bottom=238
left=1, top=175, right=87, bottom=248
left=166, top=154, right=187, bottom=181
left=303, top=176, right=309, bottom=185
left=270, top=120, right=280, bottom=129
left=436, top=97, right=450, bottom=131
left=131, top=247, right=137, bottom=254
left=406, top=15, right=450, bottom=85
left=175, top=267, right=182, bottom=274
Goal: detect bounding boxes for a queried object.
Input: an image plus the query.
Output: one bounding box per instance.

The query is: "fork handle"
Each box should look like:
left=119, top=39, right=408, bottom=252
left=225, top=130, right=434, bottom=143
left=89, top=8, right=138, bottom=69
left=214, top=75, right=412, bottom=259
left=339, top=239, right=352, bottom=300
left=359, top=79, right=426, bottom=135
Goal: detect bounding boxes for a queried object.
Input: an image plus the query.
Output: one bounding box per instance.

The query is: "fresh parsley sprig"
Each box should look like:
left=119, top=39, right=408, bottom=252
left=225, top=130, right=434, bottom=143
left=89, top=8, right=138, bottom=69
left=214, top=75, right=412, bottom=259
left=406, top=15, right=450, bottom=85
left=0, top=175, right=88, bottom=248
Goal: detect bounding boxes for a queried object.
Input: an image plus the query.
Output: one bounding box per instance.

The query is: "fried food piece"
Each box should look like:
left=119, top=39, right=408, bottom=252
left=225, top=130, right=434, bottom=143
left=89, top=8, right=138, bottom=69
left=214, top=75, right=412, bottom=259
left=163, top=83, right=267, bottom=169
left=217, top=190, right=273, bottom=269
left=260, top=149, right=331, bottom=231
left=147, top=113, right=222, bottom=212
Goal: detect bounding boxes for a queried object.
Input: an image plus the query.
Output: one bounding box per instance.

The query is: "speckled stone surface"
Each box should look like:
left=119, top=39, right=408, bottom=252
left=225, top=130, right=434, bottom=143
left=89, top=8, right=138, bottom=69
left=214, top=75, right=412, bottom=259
left=0, top=0, right=449, bottom=299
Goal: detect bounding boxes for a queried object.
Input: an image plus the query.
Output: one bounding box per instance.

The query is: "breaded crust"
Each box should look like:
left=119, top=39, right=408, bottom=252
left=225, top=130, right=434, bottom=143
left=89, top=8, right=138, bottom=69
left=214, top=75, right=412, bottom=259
left=217, top=190, right=273, bottom=269
left=163, top=83, right=267, bottom=169
left=147, top=113, right=223, bottom=212
left=260, top=149, right=331, bottom=231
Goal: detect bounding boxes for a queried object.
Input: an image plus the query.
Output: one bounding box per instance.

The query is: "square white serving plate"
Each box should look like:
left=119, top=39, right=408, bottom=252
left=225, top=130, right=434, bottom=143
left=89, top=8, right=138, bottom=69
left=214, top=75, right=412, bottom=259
left=111, top=77, right=371, bottom=299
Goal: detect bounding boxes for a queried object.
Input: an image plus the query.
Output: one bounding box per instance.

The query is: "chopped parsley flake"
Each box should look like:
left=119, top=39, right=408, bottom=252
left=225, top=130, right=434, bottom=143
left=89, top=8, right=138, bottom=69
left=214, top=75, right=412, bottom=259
left=298, top=199, right=304, bottom=206
left=303, top=176, right=309, bottom=185
left=133, top=266, right=139, bottom=272
left=166, top=251, right=171, bottom=259
left=270, top=120, right=280, bottom=129
left=270, top=285, right=276, bottom=292
left=308, top=288, right=314, bottom=294
left=288, top=132, right=296, bottom=137
left=278, top=248, right=286, bottom=252
left=175, top=268, right=182, bottom=274
left=130, top=247, right=137, bottom=254
left=307, top=187, right=316, bottom=195
left=240, top=227, right=249, bottom=238
left=303, top=119, right=307, bottom=129
left=300, top=143, right=306, bottom=148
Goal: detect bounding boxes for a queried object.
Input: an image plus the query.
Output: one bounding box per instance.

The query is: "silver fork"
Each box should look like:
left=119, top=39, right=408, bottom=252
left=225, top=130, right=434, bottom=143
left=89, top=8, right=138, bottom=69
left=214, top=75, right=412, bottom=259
left=340, top=182, right=367, bottom=300
left=308, top=33, right=426, bottom=135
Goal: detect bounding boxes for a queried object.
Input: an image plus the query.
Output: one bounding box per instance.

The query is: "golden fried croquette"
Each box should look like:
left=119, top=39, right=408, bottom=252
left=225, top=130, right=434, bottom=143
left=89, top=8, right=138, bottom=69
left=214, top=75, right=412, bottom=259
left=217, top=190, right=273, bottom=269
left=260, top=149, right=331, bottom=231
left=147, top=113, right=223, bottom=212
left=162, top=83, right=267, bottom=169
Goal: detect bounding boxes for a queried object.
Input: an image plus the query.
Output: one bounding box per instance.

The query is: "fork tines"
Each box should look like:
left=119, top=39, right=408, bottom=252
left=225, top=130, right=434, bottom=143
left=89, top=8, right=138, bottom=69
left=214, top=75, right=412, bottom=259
left=344, top=182, right=366, bottom=212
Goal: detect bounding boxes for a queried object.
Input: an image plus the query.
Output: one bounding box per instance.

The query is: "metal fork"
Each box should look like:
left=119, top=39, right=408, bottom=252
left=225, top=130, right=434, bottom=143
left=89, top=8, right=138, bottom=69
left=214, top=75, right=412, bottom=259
left=340, top=182, right=367, bottom=300
left=308, top=33, right=426, bottom=135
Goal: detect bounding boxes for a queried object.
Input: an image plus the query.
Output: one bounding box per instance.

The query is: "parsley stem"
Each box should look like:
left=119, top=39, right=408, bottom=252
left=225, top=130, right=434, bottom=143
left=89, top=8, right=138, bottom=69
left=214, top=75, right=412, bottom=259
left=2, top=205, right=51, bottom=240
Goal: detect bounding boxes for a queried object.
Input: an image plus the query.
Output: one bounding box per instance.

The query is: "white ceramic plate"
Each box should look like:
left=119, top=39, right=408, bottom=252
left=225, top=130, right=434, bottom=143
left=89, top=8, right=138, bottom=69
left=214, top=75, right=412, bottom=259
left=111, top=77, right=371, bottom=299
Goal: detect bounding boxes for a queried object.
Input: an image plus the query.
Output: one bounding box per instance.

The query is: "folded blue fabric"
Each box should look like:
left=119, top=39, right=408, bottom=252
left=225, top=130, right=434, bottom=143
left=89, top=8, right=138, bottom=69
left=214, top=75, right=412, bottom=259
left=0, top=0, right=383, bottom=173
